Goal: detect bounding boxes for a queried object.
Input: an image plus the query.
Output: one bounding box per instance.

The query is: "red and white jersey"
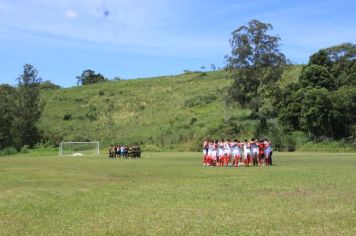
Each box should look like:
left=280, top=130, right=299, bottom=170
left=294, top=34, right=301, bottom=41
left=244, top=142, right=251, bottom=153
left=258, top=143, right=265, bottom=154
left=224, top=141, right=231, bottom=154
left=251, top=141, right=258, bottom=153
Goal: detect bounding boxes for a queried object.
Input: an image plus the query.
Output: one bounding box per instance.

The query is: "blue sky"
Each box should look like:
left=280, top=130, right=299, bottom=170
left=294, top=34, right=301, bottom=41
left=0, top=0, right=355, bottom=87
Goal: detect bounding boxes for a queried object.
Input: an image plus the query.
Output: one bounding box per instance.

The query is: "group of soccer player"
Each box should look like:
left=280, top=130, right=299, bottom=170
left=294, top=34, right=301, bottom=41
left=109, top=145, right=129, bottom=158
left=202, top=138, right=273, bottom=167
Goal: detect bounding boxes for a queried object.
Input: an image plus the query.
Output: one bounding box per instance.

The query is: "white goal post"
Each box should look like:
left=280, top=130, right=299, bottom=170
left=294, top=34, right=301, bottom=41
left=59, top=142, right=100, bottom=156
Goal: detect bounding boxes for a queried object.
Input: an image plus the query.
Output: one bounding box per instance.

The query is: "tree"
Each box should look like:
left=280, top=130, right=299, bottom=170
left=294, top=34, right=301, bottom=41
left=226, top=19, right=287, bottom=113
left=11, top=64, right=43, bottom=149
left=210, top=64, right=216, bottom=71
left=278, top=84, right=304, bottom=130
left=0, top=84, right=17, bottom=149
left=299, top=88, right=333, bottom=137
left=299, top=64, right=336, bottom=90
left=278, top=43, right=355, bottom=140
left=330, top=86, right=356, bottom=138
left=76, top=69, right=107, bottom=85
left=308, top=43, right=356, bottom=87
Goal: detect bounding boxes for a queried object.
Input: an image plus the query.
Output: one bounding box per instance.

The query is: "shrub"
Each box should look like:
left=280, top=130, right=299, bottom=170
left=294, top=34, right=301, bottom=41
left=85, top=113, right=97, bottom=121
left=21, top=145, right=30, bottom=153
left=141, top=144, right=160, bottom=152
left=34, top=140, right=54, bottom=149
left=183, top=94, right=217, bottom=107
left=189, top=117, right=197, bottom=126
left=0, top=147, right=18, bottom=156
left=63, top=114, right=72, bottom=120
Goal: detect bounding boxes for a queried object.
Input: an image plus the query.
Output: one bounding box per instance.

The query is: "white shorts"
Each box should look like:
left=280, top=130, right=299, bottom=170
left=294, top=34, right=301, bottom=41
left=211, top=150, right=217, bottom=160
left=233, top=149, right=240, bottom=157
left=208, top=149, right=212, bottom=157
left=244, top=150, right=251, bottom=159
left=218, top=149, right=224, bottom=157
left=264, top=147, right=271, bottom=157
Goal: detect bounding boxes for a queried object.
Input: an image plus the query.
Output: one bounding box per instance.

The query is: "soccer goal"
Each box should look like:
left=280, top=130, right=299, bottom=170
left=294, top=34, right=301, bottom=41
left=59, top=142, right=100, bottom=156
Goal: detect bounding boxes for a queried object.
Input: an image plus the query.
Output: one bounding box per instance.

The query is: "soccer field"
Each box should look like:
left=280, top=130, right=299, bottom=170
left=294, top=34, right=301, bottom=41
left=0, top=152, right=355, bottom=235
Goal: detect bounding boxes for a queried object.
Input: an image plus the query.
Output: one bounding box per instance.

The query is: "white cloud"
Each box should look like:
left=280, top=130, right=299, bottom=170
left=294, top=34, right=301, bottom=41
left=64, top=9, right=78, bottom=18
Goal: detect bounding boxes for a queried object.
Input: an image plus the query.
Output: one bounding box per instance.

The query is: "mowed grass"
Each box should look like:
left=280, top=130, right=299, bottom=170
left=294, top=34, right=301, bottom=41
left=0, top=152, right=355, bottom=235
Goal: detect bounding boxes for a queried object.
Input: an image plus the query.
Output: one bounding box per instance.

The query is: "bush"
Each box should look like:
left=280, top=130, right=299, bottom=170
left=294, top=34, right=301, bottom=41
left=85, top=113, right=97, bottom=121
left=21, top=145, right=30, bottom=153
left=189, top=117, right=197, bottom=126
left=183, top=94, right=217, bottom=107
left=0, top=147, right=18, bottom=156
left=141, top=144, right=160, bottom=152
left=34, top=140, right=54, bottom=149
left=63, top=114, right=72, bottom=120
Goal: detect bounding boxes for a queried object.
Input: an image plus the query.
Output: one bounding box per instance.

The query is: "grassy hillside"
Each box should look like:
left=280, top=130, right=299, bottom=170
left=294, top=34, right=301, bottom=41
left=39, top=66, right=302, bottom=151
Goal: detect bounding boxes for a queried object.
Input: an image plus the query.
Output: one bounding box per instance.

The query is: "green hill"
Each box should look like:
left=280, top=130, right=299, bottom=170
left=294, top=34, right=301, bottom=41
left=39, top=66, right=302, bottom=151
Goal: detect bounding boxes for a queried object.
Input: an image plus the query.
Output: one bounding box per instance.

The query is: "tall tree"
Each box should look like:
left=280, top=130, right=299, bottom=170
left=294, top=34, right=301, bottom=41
left=226, top=19, right=287, bottom=115
left=11, top=64, right=43, bottom=149
left=76, top=69, right=107, bottom=85
left=0, top=84, right=17, bottom=149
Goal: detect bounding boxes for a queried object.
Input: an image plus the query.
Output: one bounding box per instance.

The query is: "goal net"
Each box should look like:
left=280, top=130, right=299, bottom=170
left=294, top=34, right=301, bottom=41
left=59, top=142, right=100, bottom=156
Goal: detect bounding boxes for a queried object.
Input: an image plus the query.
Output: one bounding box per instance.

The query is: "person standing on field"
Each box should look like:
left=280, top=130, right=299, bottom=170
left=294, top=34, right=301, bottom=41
left=203, top=138, right=209, bottom=166
left=257, top=141, right=265, bottom=166
left=251, top=138, right=259, bottom=166
left=218, top=139, right=225, bottom=166
left=243, top=139, right=252, bottom=166
left=264, top=139, right=272, bottom=165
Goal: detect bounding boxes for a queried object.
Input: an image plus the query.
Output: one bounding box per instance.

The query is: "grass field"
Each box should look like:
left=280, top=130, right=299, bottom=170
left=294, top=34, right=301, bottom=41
left=0, top=152, right=355, bottom=235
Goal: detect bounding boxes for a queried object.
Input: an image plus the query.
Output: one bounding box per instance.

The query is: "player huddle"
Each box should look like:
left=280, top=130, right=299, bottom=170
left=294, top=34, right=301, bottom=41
left=202, top=138, right=273, bottom=167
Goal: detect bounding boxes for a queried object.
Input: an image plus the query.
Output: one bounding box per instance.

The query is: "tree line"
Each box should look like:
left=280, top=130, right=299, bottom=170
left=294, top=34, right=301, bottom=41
left=0, top=64, right=44, bottom=151
left=278, top=43, right=355, bottom=139
left=0, top=66, right=110, bottom=152
left=225, top=19, right=355, bottom=144
left=0, top=19, right=354, bottom=152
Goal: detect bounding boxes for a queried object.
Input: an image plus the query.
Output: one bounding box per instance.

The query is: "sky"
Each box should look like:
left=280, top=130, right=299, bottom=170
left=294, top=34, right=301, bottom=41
left=0, top=0, right=355, bottom=87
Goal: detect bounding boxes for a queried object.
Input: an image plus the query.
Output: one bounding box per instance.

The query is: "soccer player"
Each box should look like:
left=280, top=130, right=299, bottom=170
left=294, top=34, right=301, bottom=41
left=215, top=140, right=220, bottom=166
left=210, top=140, right=218, bottom=166
left=116, top=145, right=121, bottom=158
left=243, top=139, right=252, bottom=166
left=224, top=139, right=231, bottom=166
left=251, top=138, right=259, bottom=166
left=203, top=138, right=209, bottom=166
left=257, top=141, right=265, bottom=166
left=218, top=139, right=225, bottom=166
left=231, top=139, right=241, bottom=167
left=264, top=139, right=272, bottom=165
left=108, top=145, right=115, bottom=158
left=269, top=140, right=273, bottom=165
